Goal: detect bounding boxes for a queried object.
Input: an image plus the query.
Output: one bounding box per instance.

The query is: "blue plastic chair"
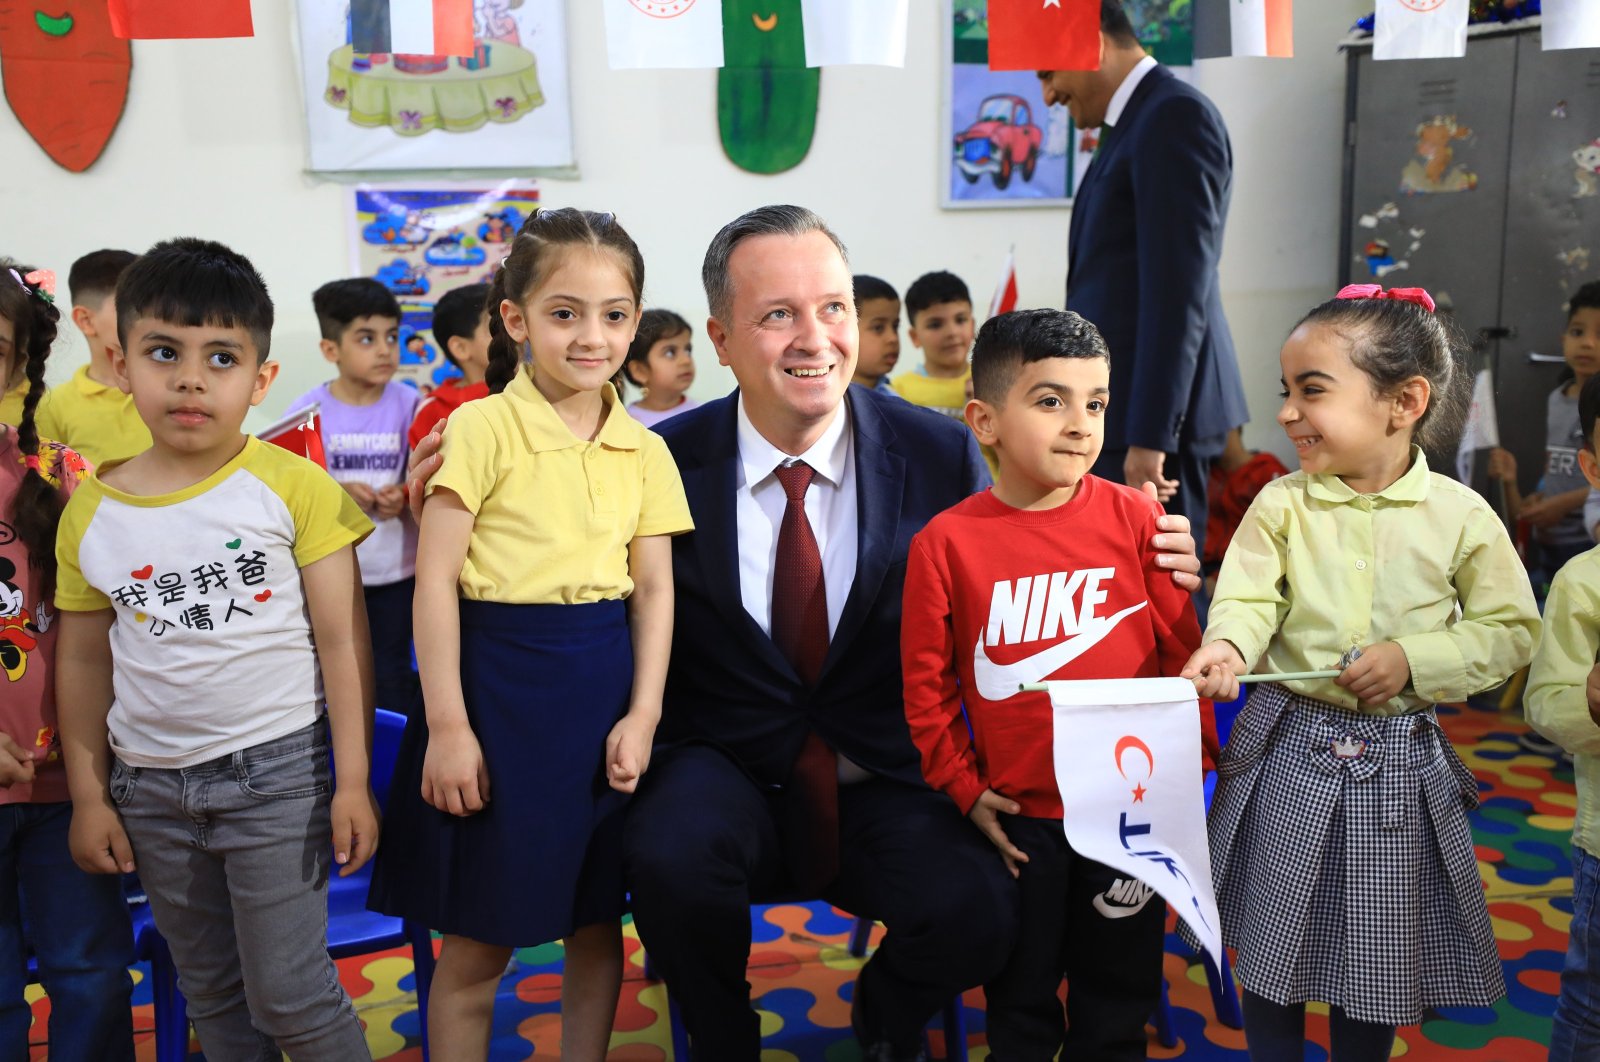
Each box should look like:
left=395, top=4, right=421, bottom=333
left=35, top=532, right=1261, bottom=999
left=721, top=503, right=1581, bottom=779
left=1151, top=690, right=1247, bottom=1048
left=136, top=708, right=437, bottom=1061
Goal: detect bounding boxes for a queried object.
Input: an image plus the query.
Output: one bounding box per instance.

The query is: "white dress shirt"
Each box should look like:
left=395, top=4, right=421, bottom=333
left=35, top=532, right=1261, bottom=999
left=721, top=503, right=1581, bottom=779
left=1104, top=53, right=1159, bottom=130
left=735, top=398, right=872, bottom=783
left=735, top=397, right=857, bottom=639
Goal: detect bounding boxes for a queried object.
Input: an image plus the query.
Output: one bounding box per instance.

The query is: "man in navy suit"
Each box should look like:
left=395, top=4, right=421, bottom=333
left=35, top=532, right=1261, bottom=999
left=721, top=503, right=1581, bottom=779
left=406, top=206, right=1202, bottom=1059
left=619, top=205, right=1203, bottom=1059
left=1041, top=1, right=1249, bottom=563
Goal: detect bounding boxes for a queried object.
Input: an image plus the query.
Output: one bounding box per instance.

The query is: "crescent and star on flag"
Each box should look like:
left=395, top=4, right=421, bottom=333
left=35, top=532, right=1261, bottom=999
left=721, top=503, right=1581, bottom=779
left=1113, top=735, right=1154, bottom=804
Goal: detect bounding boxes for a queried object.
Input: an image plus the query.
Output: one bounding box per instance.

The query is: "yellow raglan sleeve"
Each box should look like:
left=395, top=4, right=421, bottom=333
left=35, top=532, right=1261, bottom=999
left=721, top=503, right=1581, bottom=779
left=255, top=447, right=374, bottom=568
left=53, top=482, right=111, bottom=612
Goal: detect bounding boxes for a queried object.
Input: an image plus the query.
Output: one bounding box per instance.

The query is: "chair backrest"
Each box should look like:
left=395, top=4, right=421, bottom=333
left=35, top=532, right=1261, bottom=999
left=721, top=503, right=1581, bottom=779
left=370, top=708, right=407, bottom=815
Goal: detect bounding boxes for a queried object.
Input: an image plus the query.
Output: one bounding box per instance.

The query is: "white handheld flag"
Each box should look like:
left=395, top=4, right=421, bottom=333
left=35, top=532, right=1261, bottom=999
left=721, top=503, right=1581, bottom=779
left=1048, top=677, right=1223, bottom=966
left=800, top=0, right=909, bottom=67
left=1374, top=0, right=1468, bottom=61
left=1543, top=0, right=1600, bottom=50
left=1455, top=369, right=1499, bottom=483
left=604, top=0, right=725, bottom=70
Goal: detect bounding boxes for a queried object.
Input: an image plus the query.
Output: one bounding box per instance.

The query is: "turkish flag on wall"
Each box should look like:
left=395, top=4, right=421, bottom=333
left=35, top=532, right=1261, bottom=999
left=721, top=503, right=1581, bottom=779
left=988, top=0, right=1099, bottom=72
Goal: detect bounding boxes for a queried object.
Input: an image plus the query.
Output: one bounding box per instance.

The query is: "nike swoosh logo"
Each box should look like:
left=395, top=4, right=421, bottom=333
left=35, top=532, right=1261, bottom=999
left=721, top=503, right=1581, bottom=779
left=972, top=601, right=1148, bottom=702
left=1093, top=886, right=1155, bottom=919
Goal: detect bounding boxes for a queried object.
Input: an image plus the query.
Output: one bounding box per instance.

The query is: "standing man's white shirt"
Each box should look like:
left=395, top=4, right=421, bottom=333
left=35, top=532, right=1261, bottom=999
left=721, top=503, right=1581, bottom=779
left=1103, top=53, right=1159, bottom=130
left=735, top=396, right=857, bottom=638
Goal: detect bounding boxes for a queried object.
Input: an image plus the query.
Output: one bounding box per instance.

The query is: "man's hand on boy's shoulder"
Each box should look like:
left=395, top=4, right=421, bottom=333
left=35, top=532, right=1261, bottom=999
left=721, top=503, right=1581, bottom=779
left=1586, top=662, right=1600, bottom=728
left=1143, top=482, right=1201, bottom=592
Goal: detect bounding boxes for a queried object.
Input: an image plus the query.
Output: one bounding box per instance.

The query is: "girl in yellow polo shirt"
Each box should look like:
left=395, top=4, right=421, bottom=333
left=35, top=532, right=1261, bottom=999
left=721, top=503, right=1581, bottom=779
left=1182, top=287, right=1539, bottom=1060
left=368, top=209, right=693, bottom=1059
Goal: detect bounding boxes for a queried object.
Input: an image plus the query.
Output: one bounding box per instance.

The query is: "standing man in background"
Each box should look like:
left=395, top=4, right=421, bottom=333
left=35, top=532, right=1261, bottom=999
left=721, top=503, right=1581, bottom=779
left=1043, top=0, right=1248, bottom=563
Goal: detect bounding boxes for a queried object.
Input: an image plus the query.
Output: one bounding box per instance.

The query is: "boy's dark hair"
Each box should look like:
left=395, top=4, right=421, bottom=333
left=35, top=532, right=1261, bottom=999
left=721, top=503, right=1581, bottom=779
left=67, top=249, right=138, bottom=308
left=430, top=284, right=490, bottom=368
left=1571, top=280, right=1600, bottom=320
left=1101, top=1, right=1140, bottom=46
left=971, top=308, right=1110, bottom=404
left=622, top=308, right=693, bottom=392
left=852, top=274, right=898, bottom=311
left=0, top=262, right=64, bottom=591
left=488, top=208, right=645, bottom=393
left=312, top=278, right=401, bottom=341
left=1581, top=373, right=1600, bottom=453
left=904, top=271, right=971, bottom=321
left=116, top=238, right=275, bottom=360
left=1295, top=293, right=1470, bottom=454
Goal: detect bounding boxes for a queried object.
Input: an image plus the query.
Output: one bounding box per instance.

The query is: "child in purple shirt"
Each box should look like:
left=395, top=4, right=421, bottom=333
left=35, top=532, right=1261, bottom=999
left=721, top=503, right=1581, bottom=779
left=290, top=279, right=420, bottom=714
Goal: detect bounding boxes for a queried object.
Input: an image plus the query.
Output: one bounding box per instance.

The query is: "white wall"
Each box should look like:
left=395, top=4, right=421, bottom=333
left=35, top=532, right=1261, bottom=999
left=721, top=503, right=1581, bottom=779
left=0, top=0, right=1366, bottom=457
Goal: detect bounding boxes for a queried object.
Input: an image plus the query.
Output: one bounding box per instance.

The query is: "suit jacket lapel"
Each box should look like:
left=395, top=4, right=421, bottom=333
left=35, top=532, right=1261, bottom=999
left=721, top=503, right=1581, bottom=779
left=821, top=391, right=904, bottom=682
left=683, top=395, right=796, bottom=680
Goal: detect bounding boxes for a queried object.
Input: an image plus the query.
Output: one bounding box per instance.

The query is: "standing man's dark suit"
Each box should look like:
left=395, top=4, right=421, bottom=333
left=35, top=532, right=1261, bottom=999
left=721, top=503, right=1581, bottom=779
left=625, top=387, right=1018, bottom=1057
left=1067, top=62, right=1249, bottom=562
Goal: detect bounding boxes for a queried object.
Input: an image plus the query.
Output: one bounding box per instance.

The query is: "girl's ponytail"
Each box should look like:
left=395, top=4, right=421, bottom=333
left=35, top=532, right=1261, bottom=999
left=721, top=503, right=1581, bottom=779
left=1, top=264, right=65, bottom=591
left=484, top=265, right=519, bottom=395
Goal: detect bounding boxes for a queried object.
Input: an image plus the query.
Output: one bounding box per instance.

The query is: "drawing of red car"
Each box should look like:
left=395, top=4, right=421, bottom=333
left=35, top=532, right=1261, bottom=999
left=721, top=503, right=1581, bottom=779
left=955, top=94, right=1043, bottom=191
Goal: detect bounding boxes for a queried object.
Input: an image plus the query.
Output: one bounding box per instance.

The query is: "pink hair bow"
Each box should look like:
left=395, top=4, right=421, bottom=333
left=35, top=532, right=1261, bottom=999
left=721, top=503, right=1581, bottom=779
left=8, top=267, right=56, bottom=304
left=23, top=269, right=55, bottom=298
left=1335, top=283, right=1435, bottom=314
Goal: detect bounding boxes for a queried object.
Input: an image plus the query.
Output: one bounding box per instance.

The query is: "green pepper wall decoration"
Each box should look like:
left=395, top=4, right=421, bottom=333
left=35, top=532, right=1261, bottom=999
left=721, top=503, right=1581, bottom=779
left=718, top=0, right=818, bottom=174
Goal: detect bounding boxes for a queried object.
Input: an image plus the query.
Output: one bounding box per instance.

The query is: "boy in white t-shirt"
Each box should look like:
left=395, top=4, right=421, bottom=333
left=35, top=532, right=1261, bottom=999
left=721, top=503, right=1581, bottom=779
left=54, top=238, right=380, bottom=1061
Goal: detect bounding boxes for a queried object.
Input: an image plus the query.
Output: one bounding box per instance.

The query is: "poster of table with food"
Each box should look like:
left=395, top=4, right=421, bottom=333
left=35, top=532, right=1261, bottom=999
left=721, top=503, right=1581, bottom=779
left=297, top=0, right=574, bottom=173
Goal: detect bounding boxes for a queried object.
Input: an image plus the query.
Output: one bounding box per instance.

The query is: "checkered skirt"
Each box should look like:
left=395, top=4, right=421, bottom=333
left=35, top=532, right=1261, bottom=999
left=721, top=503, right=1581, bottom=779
left=1199, top=682, right=1504, bottom=1025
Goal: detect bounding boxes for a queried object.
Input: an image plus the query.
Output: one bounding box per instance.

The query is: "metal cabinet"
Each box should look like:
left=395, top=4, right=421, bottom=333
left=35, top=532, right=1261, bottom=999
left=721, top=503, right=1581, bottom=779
left=1341, top=27, right=1600, bottom=491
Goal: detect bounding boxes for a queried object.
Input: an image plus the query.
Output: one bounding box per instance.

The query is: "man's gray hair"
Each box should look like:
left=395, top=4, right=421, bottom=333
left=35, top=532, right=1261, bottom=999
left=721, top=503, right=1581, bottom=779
left=701, top=205, right=849, bottom=323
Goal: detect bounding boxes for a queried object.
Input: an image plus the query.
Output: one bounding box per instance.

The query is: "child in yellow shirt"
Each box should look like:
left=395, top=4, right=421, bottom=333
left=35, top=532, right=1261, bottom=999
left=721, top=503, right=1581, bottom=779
left=34, top=250, right=150, bottom=466
left=891, top=271, right=974, bottom=417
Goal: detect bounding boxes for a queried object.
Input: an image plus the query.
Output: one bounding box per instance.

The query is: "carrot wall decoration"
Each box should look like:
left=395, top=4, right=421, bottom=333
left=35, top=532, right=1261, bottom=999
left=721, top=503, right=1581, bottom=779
left=0, top=0, right=132, bottom=172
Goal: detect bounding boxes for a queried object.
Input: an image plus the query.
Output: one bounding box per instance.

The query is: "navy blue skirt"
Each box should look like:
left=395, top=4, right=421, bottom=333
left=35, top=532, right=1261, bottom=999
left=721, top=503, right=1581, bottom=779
left=368, top=600, right=633, bottom=947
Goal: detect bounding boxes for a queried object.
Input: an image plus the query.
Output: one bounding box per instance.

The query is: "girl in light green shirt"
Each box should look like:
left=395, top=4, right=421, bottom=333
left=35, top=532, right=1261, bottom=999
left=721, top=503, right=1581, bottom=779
left=1182, top=287, right=1539, bottom=1059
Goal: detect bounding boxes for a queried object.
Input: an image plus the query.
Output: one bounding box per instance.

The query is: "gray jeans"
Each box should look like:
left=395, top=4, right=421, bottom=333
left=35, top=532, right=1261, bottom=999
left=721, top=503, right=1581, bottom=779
left=110, top=722, right=370, bottom=1062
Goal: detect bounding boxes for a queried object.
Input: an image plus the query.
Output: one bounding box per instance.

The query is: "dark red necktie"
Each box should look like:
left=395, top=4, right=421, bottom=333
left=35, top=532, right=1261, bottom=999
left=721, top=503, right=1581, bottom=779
left=771, top=461, right=839, bottom=890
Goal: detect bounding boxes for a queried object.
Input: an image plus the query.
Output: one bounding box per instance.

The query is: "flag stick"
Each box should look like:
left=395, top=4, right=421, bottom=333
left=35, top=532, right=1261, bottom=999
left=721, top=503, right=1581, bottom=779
left=1018, top=669, right=1341, bottom=694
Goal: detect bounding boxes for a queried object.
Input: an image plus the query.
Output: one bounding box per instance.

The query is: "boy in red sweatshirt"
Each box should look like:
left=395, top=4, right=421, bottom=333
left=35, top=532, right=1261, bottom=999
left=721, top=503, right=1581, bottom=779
left=901, top=308, right=1217, bottom=1060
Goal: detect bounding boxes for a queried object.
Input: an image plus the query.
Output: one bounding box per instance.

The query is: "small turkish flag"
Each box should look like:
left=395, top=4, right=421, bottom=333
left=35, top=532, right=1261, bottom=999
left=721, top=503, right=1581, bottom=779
left=988, top=0, right=1099, bottom=72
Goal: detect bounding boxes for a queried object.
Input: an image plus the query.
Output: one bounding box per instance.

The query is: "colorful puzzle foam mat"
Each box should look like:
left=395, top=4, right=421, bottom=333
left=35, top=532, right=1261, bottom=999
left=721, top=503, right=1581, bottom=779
left=25, top=700, right=1571, bottom=1059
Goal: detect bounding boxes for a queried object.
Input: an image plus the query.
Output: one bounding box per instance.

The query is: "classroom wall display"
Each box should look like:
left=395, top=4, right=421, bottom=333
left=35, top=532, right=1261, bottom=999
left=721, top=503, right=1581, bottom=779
left=1340, top=28, right=1600, bottom=496
left=0, top=0, right=132, bottom=171
left=720, top=0, right=820, bottom=175
left=296, top=0, right=573, bottom=174
left=347, top=180, right=539, bottom=392
left=943, top=0, right=1090, bottom=209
